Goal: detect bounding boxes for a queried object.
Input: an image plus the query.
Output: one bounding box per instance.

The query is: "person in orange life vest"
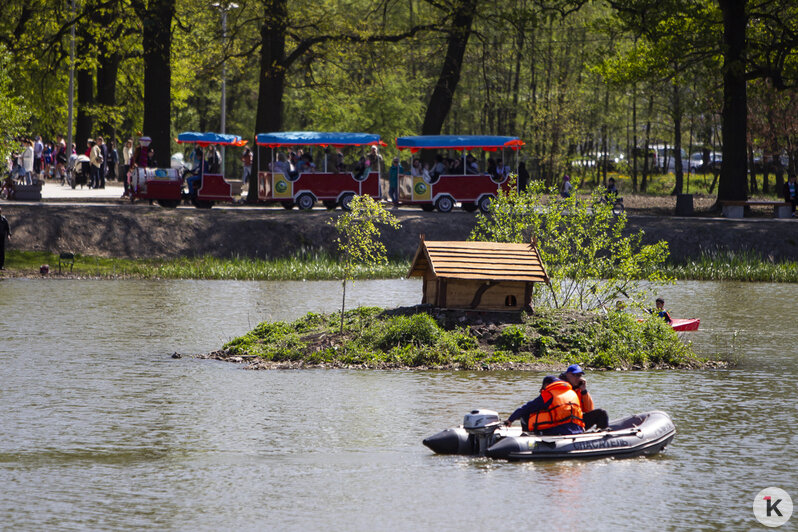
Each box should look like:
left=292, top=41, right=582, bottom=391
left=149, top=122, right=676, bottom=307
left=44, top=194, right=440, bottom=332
left=502, top=376, right=584, bottom=435
left=559, top=363, right=609, bottom=430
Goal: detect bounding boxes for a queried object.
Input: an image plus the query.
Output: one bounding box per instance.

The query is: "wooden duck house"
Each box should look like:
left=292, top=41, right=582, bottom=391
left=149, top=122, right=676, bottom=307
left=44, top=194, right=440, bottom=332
left=407, top=240, right=549, bottom=311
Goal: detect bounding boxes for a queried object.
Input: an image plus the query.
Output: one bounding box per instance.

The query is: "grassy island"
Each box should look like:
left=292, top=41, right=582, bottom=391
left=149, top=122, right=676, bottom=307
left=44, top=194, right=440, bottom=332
left=203, top=306, right=724, bottom=371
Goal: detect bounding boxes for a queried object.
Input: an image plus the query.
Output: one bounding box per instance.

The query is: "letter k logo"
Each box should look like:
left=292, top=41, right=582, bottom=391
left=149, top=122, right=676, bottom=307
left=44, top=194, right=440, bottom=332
left=765, top=496, right=783, bottom=517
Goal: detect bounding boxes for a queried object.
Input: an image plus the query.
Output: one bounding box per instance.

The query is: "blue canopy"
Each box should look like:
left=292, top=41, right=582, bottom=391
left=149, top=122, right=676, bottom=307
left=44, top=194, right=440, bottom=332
left=396, top=135, right=524, bottom=152
left=177, top=132, right=243, bottom=146
left=256, top=131, right=383, bottom=147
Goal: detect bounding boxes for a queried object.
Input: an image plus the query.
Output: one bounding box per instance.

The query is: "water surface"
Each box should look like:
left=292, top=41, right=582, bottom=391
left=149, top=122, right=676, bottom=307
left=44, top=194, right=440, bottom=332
left=0, top=279, right=795, bottom=530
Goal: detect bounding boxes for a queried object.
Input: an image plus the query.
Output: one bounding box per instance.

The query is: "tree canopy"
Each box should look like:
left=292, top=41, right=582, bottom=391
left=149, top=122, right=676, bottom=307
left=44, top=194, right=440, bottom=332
left=2, top=0, right=798, bottom=201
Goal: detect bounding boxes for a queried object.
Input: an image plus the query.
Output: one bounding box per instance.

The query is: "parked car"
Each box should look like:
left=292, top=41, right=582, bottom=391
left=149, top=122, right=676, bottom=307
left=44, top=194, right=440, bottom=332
left=688, top=151, right=722, bottom=172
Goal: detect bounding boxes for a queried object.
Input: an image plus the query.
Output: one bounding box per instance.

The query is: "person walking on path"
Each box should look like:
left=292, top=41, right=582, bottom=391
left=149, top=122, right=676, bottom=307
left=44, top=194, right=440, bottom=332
left=0, top=207, right=12, bottom=270
left=21, top=139, right=35, bottom=184
left=121, top=138, right=133, bottom=197
left=89, top=139, right=102, bottom=189
left=241, top=147, right=253, bottom=186
left=97, top=136, right=107, bottom=188
left=33, top=136, right=43, bottom=179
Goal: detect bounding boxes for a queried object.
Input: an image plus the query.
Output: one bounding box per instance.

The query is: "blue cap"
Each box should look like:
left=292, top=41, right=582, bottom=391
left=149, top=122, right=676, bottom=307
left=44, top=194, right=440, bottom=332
left=541, top=375, right=558, bottom=387
left=565, top=364, right=584, bottom=375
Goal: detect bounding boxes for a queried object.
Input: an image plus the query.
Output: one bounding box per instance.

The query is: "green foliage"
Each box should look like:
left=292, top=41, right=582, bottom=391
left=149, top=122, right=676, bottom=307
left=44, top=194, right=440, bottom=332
left=372, top=314, right=441, bottom=349
left=496, top=325, right=528, bottom=353
left=0, top=45, right=30, bottom=162
left=470, top=179, right=673, bottom=310
left=329, top=195, right=401, bottom=330
left=329, top=195, right=402, bottom=281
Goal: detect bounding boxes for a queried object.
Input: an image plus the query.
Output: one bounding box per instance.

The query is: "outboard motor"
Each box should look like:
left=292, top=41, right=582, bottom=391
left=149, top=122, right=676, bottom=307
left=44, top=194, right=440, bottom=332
left=463, top=409, right=502, bottom=456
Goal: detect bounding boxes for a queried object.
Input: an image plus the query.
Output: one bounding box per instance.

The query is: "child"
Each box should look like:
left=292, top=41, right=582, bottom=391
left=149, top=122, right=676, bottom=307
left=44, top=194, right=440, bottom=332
left=655, top=297, right=672, bottom=323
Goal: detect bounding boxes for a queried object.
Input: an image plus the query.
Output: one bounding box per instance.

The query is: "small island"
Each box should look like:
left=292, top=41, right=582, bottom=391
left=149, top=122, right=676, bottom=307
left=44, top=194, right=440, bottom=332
left=201, top=305, right=725, bottom=371
left=202, top=235, right=728, bottom=372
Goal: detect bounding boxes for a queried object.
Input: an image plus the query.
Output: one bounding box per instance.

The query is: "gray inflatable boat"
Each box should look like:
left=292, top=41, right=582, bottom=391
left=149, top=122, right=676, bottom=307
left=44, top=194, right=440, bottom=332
left=423, top=409, right=675, bottom=461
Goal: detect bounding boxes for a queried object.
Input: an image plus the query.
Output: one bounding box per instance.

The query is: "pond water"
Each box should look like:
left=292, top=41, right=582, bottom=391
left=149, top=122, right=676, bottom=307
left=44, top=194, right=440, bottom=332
left=0, top=278, right=796, bottom=530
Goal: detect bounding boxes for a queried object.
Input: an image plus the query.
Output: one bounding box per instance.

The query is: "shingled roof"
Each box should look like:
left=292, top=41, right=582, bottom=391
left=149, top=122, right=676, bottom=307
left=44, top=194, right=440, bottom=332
left=407, top=240, right=548, bottom=283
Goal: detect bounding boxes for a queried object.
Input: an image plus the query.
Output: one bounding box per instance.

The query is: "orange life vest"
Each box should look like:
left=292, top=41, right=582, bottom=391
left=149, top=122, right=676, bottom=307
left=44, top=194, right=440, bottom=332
left=530, top=380, right=585, bottom=432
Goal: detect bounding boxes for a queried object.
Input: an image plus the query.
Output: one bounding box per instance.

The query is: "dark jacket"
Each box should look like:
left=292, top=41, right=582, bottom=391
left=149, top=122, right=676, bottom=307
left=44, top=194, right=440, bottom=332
left=784, top=181, right=797, bottom=202
left=0, top=215, right=11, bottom=239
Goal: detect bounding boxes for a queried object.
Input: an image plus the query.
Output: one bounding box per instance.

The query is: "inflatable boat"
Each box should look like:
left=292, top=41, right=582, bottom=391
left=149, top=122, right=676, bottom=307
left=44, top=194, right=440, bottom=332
left=423, top=410, right=675, bottom=461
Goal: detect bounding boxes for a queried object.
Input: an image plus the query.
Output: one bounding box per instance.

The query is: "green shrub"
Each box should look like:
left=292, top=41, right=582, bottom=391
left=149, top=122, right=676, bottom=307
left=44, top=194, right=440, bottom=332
left=496, top=325, right=528, bottom=352
left=376, top=313, right=441, bottom=349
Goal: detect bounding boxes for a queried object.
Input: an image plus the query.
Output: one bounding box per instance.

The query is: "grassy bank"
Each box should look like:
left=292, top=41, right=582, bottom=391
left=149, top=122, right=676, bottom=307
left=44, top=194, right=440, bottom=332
left=2, top=250, right=408, bottom=280
left=660, top=250, right=798, bottom=283
left=5, top=249, right=798, bottom=283
left=210, top=306, right=721, bottom=371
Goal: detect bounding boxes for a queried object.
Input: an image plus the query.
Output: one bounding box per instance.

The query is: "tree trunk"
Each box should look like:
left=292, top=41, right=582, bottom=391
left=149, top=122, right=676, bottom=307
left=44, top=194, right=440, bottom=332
left=96, top=52, right=120, bottom=138
left=717, top=0, right=748, bottom=202
left=141, top=0, right=176, bottom=167
left=420, top=0, right=478, bottom=135
left=75, top=25, right=93, bottom=153
left=671, top=81, right=683, bottom=195
left=641, top=94, right=654, bottom=192
left=249, top=0, right=287, bottom=203
left=601, top=85, right=609, bottom=187
left=507, top=23, right=523, bottom=134
left=632, top=84, right=638, bottom=192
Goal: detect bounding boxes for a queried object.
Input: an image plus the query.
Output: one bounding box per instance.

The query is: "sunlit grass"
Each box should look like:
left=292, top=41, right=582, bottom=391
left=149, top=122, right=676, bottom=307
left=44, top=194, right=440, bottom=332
left=5, top=249, right=797, bottom=283
left=661, top=250, right=798, bottom=283
left=576, top=170, right=787, bottom=198
left=3, top=250, right=411, bottom=280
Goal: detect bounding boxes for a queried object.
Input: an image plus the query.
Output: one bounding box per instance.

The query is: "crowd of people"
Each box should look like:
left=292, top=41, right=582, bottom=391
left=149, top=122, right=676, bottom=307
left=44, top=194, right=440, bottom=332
left=2, top=134, right=159, bottom=199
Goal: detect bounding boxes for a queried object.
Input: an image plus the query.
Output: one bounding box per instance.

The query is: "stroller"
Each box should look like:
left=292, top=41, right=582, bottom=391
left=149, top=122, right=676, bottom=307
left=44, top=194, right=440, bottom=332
left=66, top=153, right=90, bottom=189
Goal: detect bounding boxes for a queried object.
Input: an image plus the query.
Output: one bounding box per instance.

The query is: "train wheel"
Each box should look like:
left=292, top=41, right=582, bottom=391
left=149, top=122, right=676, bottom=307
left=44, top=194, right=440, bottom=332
left=339, top=193, right=354, bottom=211
left=462, top=202, right=477, bottom=212
left=157, top=199, right=180, bottom=208
left=478, top=195, right=492, bottom=213
left=282, top=201, right=295, bottom=210
left=297, top=193, right=315, bottom=211
left=436, top=196, right=454, bottom=213
left=421, top=204, right=435, bottom=212
left=193, top=200, right=213, bottom=209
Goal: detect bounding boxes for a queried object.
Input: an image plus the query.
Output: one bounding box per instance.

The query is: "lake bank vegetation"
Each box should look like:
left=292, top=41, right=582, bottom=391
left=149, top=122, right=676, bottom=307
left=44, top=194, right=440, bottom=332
left=5, top=249, right=798, bottom=284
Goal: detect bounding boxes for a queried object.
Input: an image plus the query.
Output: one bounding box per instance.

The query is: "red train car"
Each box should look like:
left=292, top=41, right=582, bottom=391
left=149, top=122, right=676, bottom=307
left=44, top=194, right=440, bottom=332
left=129, top=131, right=245, bottom=208
left=255, top=132, right=384, bottom=210
left=395, top=135, right=524, bottom=212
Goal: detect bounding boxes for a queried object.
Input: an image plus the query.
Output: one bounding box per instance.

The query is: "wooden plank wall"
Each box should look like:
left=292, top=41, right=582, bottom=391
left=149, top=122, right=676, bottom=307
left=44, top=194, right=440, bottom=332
left=444, top=279, right=526, bottom=310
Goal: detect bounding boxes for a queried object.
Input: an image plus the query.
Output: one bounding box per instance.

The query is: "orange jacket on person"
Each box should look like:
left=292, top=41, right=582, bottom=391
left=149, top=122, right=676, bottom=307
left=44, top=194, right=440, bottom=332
left=577, top=387, right=595, bottom=413
left=529, top=380, right=585, bottom=432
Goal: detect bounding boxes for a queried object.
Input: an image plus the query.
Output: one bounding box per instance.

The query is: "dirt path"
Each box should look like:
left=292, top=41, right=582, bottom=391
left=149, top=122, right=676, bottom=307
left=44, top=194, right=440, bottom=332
left=2, top=201, right=797, bottom=261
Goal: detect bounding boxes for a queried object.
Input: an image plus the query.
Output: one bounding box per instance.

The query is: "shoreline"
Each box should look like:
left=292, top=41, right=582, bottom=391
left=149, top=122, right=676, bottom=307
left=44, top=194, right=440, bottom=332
left=1, top=202, right=797, bottom=264
left=194, top=349, right=731, bottom=371
left=3, top=249, right=797, bottom=283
